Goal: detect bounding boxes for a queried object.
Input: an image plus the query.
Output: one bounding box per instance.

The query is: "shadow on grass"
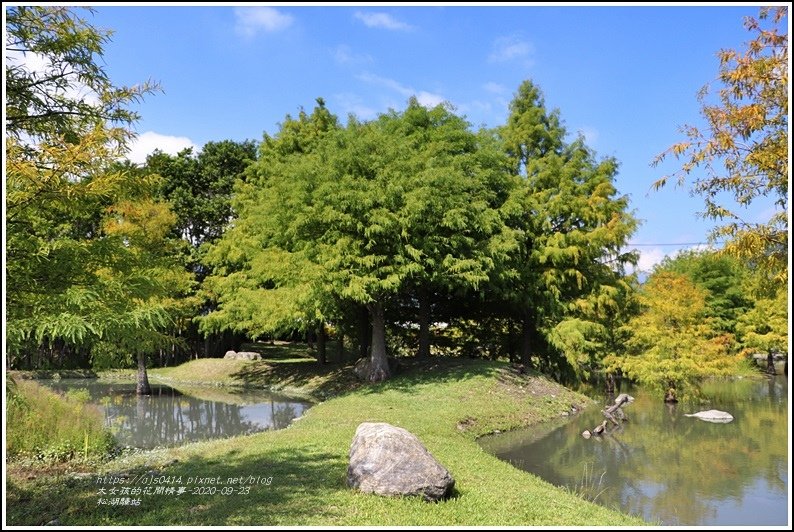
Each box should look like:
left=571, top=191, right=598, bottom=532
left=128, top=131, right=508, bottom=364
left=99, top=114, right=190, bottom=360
left=230, top=355, right=512, bottom=402
left=229, top=358, right=363, bottom=399
left=6, top=443, right=350, bottom=526
left=239, top=342, right=316, bottom=362
left=356, top=358, right=506, bottom=396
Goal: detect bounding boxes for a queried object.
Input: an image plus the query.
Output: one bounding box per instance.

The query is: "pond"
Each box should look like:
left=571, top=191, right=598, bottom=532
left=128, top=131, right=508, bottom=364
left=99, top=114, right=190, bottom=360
left=479, top=375, right=789, bottom=526
left=42, top=379, right=312, bottom=449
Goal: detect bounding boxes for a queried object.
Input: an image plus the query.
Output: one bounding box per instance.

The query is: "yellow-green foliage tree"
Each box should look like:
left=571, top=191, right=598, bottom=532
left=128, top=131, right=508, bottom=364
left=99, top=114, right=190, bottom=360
left=737, top=284, right=788, bottom=375
left=5, top=7, right=191, bottom=394
left=607, top=271, right=745, bottom=402
left=653, top=7, right=788, bottom=284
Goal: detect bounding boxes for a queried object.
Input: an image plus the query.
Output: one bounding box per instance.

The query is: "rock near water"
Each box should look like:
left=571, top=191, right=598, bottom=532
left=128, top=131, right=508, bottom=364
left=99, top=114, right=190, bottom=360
left=346, top=422, right=455, bottom=501
left=684, top=409, right=734, bottom=423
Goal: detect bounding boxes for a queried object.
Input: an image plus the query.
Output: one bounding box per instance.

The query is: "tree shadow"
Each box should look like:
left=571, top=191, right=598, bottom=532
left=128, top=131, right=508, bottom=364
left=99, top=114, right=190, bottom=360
left=6, top=443, right=352, bottom=526
left=355, top=358, right=506, bottom=396
left=229, top=359, right=363, bottom=399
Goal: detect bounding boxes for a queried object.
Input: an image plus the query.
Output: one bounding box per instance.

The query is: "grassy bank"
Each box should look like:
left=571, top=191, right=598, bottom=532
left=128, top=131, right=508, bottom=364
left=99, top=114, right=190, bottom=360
left=6, top=378, right=115, bottom=463
left=6, top=358, right=647, bottom=526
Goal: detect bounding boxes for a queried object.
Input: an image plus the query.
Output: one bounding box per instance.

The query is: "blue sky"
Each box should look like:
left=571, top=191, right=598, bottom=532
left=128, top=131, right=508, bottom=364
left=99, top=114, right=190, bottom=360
left=66, top=3, right=784, bottom=273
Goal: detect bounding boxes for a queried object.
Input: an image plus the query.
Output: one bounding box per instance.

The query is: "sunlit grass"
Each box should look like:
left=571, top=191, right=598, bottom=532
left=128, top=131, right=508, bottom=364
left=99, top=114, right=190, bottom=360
left=6, top=359, right=648, bottom=526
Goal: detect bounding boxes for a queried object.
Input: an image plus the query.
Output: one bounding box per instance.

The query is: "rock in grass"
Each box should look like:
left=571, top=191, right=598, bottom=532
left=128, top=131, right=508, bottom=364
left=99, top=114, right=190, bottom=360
left=347, top=422, right=455, bottom=502
left=223, top=350, right=261, bottom=361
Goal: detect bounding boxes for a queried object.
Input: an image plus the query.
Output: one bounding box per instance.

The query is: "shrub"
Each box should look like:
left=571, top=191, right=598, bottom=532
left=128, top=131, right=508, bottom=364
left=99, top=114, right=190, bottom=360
left=6, top=378, right=115, bottom=462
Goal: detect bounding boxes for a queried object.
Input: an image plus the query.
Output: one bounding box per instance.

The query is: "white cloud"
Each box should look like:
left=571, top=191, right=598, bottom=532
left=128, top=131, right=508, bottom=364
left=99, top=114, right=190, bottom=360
left=354, top=11, right=414, bottom=31
left=357, top=72, right=446, bottom=108
left=333, top=93, right=378, bottom=120
left=333, top=44, right=373, bottom=65
left=416, top=91, right=445, bottom=108
left=489, top=36, right=534, bottom=64
left=483, top=82, right=507, bottom=94
left=635, top=247, right=667, bottom=274
left=629, top=243, right=714, bottom=277
left=7, top=48, right=99, bottom=106
left=126, top=131, right=197, bottom=164
left=234, top=7, right=293, bottom=38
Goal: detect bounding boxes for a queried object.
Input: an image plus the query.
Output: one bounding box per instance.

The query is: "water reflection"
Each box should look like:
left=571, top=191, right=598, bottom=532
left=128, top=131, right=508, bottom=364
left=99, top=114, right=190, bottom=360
left=479, top=376, right=788, bottom=526
left=44, top=380, right=312, bottom=449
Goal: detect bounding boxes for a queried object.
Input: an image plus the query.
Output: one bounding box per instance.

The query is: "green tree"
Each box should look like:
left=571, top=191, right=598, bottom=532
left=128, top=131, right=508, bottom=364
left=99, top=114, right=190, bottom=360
left=140, top=141, right=258, bottom=361
left=376, top=101, right=513, bottom=359
left=145, top=139, right=257, bottom=255
left=200, top=101, right=342, bottom=358
left=653, top=7, right=788, bottom=284
left=5, top=6, right=156, bottom=149
left=737, top=284, right=788, bottom=375
left=607, top=271, right=744, bottom=402
left=498, top=80, right=638, bottom=378
left=656, top=249, right=751, bottom=336
left=5, top=6, right=189, bottom=394
left=201, top=99, right=511, bottom=380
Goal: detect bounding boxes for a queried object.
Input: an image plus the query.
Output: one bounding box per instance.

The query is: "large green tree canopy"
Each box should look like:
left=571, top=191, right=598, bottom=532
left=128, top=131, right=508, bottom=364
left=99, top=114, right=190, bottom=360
left=201, top=99, right=513, bottom=380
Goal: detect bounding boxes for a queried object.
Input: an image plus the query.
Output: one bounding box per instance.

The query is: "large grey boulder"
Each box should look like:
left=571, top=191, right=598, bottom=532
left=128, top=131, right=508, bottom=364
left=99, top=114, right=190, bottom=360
left=223, top=350, right=261, bottom=361
left=347, top=422, right=455, bottom=501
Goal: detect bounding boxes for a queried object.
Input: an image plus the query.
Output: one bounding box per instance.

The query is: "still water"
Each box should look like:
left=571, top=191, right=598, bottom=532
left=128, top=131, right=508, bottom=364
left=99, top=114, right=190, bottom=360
left=479, top=375, right=789, bottom=526
left=44, top=380, right=312, bottom=449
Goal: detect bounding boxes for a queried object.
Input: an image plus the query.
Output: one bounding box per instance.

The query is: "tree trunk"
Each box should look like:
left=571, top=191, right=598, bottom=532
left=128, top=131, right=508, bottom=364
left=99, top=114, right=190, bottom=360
left=664, top=382, right=677, bottom=403
left=368, top=302, right=391, bottom=382
left=358, top=305, right=371, bottom=360
left=307, top=329, right=314, bottom=351
left=520, top=313, right=533, bottom=366
left=417, top=288, right=431, bottom=359
left=136, top=352, right=151, bottom=396
left=337, top=333, right=345, bottom=361
left=766, top=351, right=777, bottom=375
left=605, top=372, right=616, bottom=395
left=317, top=322, right=327, bottom=365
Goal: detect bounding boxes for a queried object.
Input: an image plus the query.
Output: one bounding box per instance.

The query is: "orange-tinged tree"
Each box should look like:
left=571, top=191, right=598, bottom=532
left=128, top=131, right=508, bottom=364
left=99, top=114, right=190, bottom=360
left=653, top=7, right=788, bottom=284
left=606, top=272, right=745, bottom=402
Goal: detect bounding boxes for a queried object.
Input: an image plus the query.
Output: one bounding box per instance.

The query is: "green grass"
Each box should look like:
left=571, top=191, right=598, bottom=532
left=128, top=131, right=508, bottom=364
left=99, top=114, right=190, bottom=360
left=136, top=343, right=363, bottom=399
left=6, top=358, right=647, bottom=526
left=6, top=378, right=115, bottom=463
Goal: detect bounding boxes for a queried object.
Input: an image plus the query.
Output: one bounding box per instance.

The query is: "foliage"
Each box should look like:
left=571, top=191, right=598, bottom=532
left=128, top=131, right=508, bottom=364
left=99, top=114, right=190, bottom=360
left=145, top=139, right=257, bottom=253
left=656, top=249, right=751, bottom=335
left=6, top=379, right=115, bottom=462
left=606, top=272, right=745, bottom=401
left=201, top=99, right=511, bottom=380
left=653, top=7, right=788, bottom=284
left=736, top=285, right=788, bottom=358
left=5, top=6, right=158, bottom=151
left=5, top=5, right=190, bottom=373
left=200, top=101, right=341, bottom=339
left=498, top=80, right=638, bottom=376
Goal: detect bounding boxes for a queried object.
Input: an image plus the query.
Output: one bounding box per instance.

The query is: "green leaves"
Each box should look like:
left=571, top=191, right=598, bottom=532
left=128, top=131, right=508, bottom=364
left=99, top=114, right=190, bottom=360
left=497, top=80, right=637, bottom=371
left=607, top=271, right=744, bottom=401
left=653, top=6, right=788, bottom=285
left=200, top=98, right=517, bottom=360
left=5, top=7, right=190, bottom=368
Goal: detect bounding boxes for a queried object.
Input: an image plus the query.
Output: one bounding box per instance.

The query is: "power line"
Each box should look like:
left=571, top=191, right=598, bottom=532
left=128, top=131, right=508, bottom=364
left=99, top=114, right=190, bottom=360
left=628, top=242, right=717, bottom=247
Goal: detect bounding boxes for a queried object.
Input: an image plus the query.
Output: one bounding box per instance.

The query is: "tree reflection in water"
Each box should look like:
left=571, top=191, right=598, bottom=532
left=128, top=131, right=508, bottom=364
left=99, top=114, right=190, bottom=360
left=480, top=376, right=788, bottom=526
left=44, top=380, right=311, bottom=449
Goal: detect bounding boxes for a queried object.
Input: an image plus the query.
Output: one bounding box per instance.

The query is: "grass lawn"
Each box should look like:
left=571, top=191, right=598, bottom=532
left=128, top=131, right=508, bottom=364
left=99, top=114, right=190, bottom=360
left=5, top=352, right=648, bottom=526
